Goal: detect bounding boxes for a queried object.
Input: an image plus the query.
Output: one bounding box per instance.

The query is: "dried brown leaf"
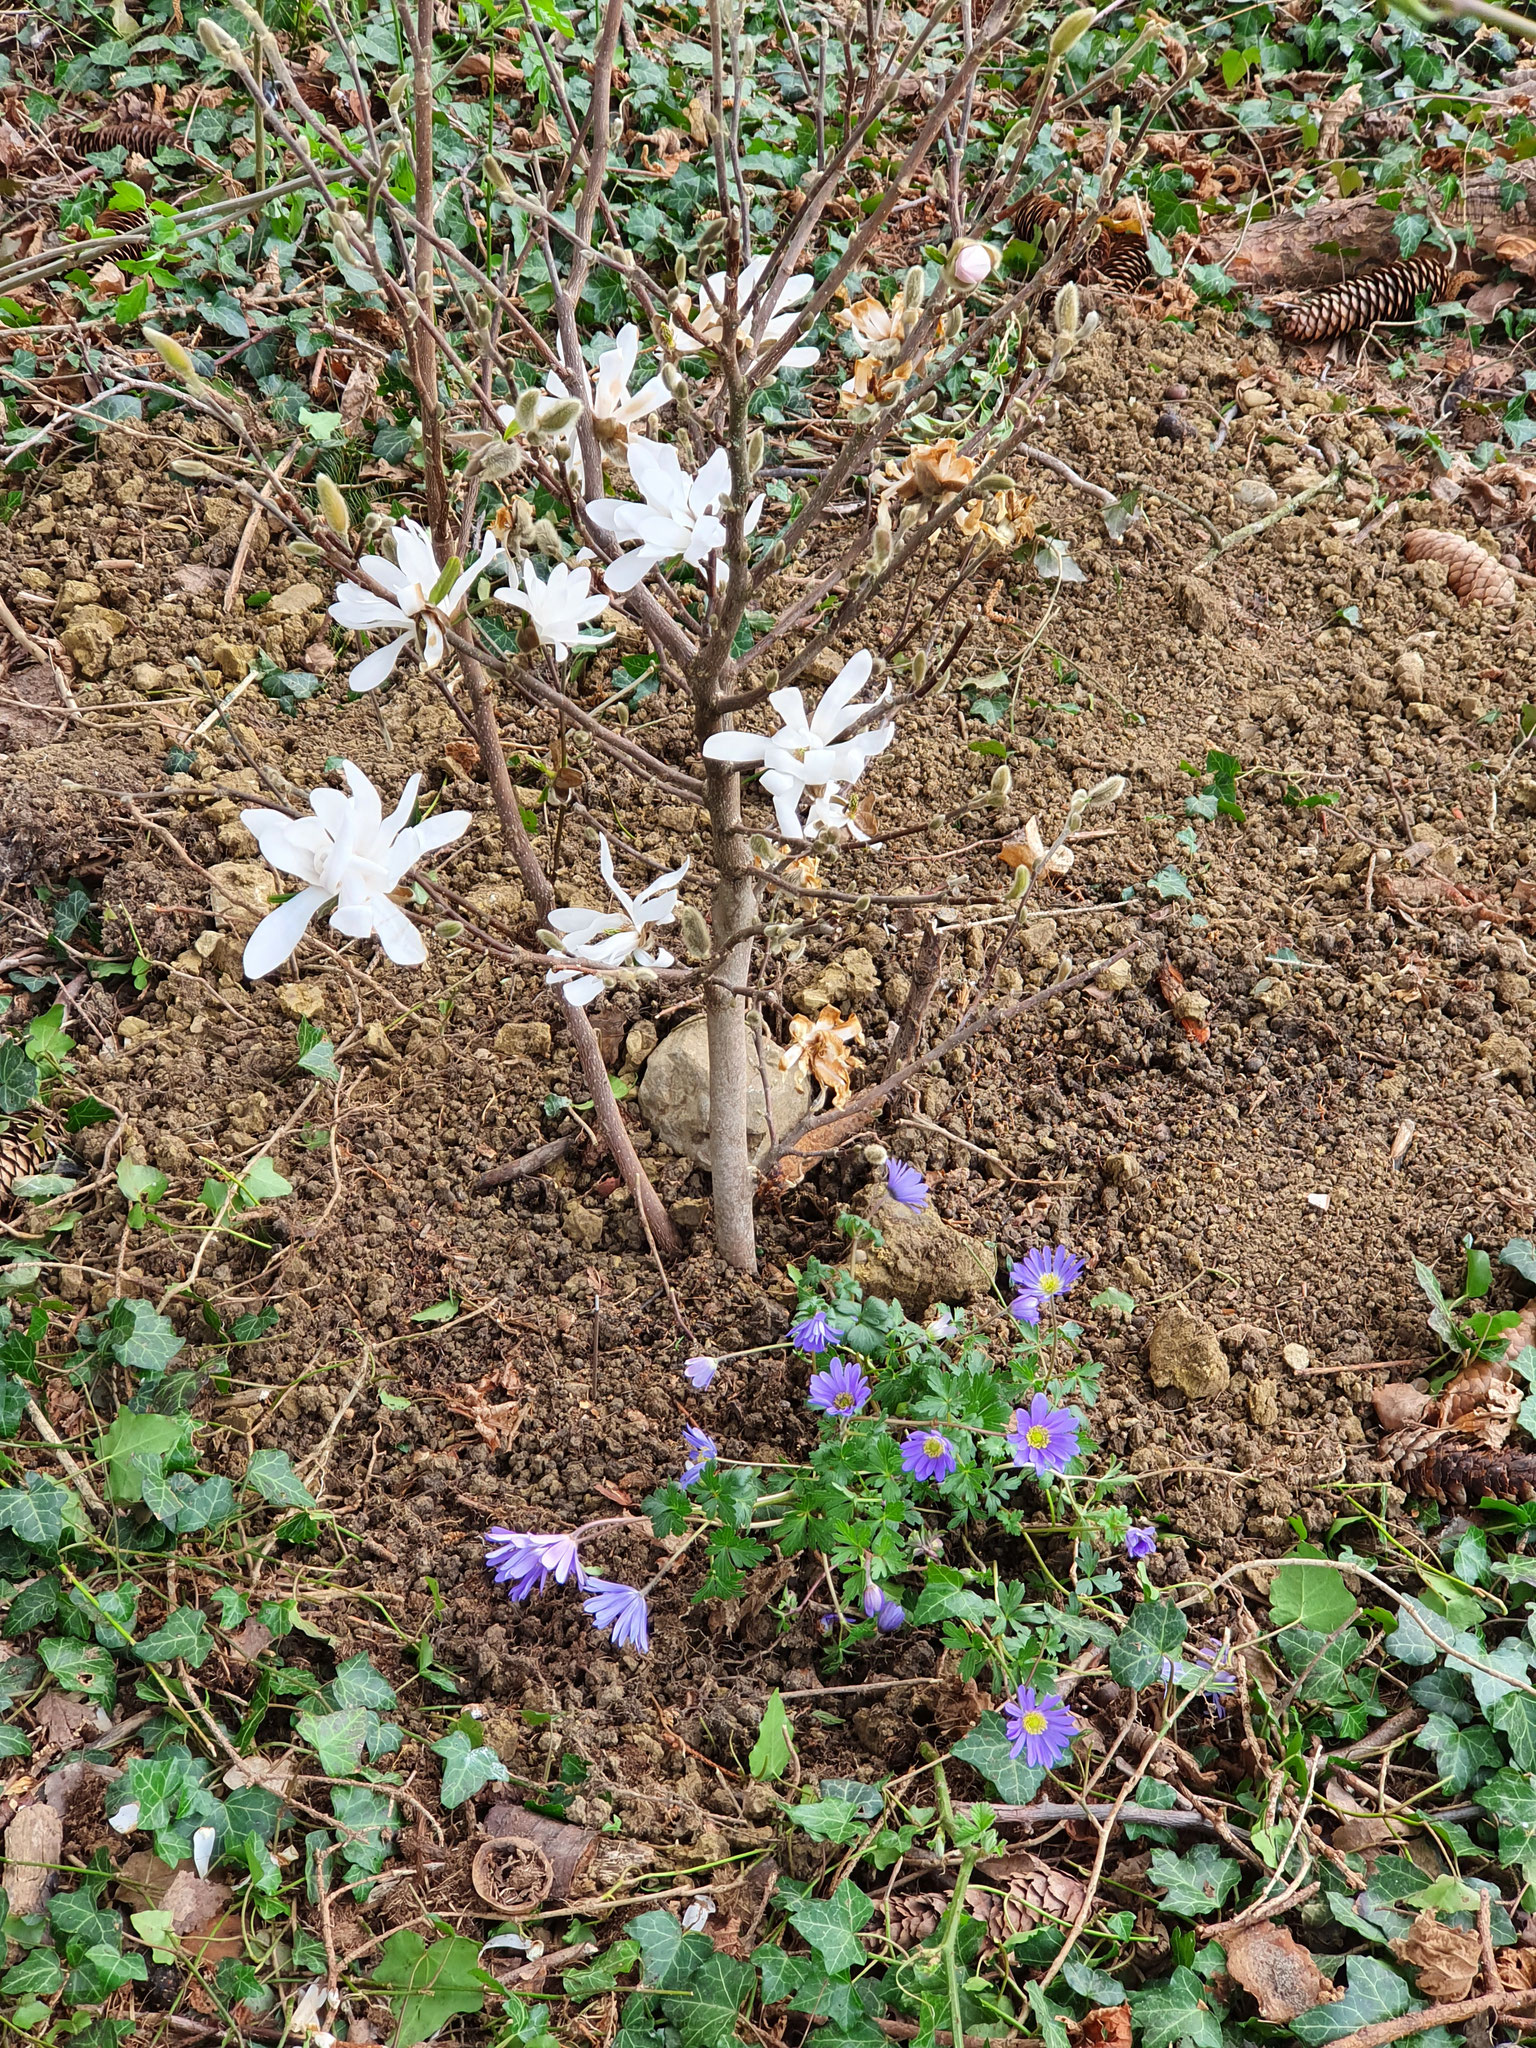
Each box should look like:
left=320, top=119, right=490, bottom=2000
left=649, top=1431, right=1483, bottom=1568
left=1225, top=1923, right=1341, bottom=2022
left=1074, top=2006, right=1132, bottom=2048
left=1391, top=1912, right=1481, bottom=2002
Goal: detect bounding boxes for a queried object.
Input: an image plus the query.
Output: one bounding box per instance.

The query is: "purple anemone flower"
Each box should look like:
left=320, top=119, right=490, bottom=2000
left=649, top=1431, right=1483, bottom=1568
left=1009, top=1245, right=1087, bottom=1324
left=1125, top=1524, right=1157, bottom=1560
left=900, top=1429, right=957, bottom=1484
left=885, top=1159, right=928, bottom=1211
left=679, top=1425, right=718, bottom=1488
left=484, top=1530, right=583, bottom=1602
left=807, top=1356, right=871, bottom=1416
left=790, top=1308, right=835, bottom=1354
left=581, top=1578, right=650, bottom=1653
left=875, top=1596, right=905, bottom=1633
left=863, top=1582, right=886, bottom=1619
left=1007, top=1395, right=1081, bottom=1477
left=683, top=1356, right=719, bottom=1391
left=1002, top=1685, right=1078, bottom=1769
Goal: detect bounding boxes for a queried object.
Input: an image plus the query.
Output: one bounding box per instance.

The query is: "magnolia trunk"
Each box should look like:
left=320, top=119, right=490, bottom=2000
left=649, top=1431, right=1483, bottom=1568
left=703, top=759, right=759, bottom=1274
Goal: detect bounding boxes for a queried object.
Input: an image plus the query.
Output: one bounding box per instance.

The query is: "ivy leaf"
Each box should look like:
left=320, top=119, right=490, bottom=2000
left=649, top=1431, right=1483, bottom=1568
left=0, top=1947, right=63, bottom=1996
left=40, top=1636, right=116, bottom=1703
left=100, top=1297, right=184, bottom=1377
left=0, top=1042, right=39, bottom=1115
left=239, top=1155, right=293, bottom=1205
left=331, top=1783, right=396, bottom=1879
left=1491, top=1694, right=1536, bottom=1771
left=134, top=1606, right=212, bottom=1668
left=1109, top=1599, right=1188, bottom=1689
left=563, top=1939, right=640, bottom=2002
left=1291, top=1956, right=1412, bottom=2045
left=244, top=1449, right=317, bottom=1509
left=950, top=1710, right=1045, bottom=1802
left=0, top=1471, right=70, bottom=1551
left=1269, top=1559, right=1358, bottom=1633
left=630, top=1909, right=708, bottom=1990
left=748, top=1690, right=795, bottom=1783
left=1150, top=1842, right=1243, bottom=1918
left=1128, top=1965, right=1223, bottom=2048
left=295, top=1019, right=340, bottom=1082
left=329, top=1654, right=397, bottom=1712
left=431, top=1729, right=511, bottom=1808
left=785, top=1797, right=866, bottom=1844
left=297, top=1707, right=370, bottom=1777
left=368, top=1931, right=485, bottom=2048
left=1417, top=1711, right=1504, bottom=1791
left=786, top=1879, right=874, bottom=1975
left=1476, top=1769, right=1536, bottom=1883
left=66, top=1943, right=146, bottom=2003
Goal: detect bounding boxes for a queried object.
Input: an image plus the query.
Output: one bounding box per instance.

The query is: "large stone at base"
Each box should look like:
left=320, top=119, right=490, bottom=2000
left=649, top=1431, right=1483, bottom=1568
left=1147, top=1302, right=1229, bottom=1400
left=844, top=1182, right=997, bottom=1318
left=637, top=1013, right=813, bottom=1169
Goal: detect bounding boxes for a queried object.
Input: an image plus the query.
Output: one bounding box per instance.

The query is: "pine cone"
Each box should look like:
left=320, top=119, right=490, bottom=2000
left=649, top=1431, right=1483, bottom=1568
left=1013, top=194, right=1067, bottom=242
left=1089, top=230, right=1152, bottom=291
left=1402, top=527, right=1517, bottom=607
left=1272, top=255, right=1450, bottom=341
left=886, top=1891, right=946, bottom=1949
left=1382, top=1424, right=1536, bottom=1505
left=0, top=1131, right=46, bottom=1207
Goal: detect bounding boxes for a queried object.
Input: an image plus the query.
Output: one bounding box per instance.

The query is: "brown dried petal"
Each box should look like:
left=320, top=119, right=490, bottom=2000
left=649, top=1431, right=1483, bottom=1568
left=1074, top=2006, right=1132, bottom=2048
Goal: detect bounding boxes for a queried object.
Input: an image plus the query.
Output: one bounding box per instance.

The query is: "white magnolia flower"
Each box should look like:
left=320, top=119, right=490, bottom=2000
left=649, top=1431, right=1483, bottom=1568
left=108, top=1802, right=140, bottom=1833
left=291, top=1982, right=339, bottom=2046
left=548, top=322, right=671, bottom=448
left=328, top=518, right=497, bottom=693
left=586, top=438, right=764, bottom=595
left=496, top=559, right=610, bottom=661
left=672, top=252, right=819, bottom=368
left=702, top=648, right=894, bottom=841
left=192, top=1825, right=217, bottom=1878
left=804, top=782, right=872, bottom=843
left=240, top=760, right=470, bottom=978
left=544, top=834, right=688, bottom=1007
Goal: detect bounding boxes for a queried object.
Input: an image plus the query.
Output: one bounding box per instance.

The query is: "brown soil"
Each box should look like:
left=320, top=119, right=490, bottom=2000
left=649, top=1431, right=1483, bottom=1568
left=3, top=309, right=1535, bottom=1859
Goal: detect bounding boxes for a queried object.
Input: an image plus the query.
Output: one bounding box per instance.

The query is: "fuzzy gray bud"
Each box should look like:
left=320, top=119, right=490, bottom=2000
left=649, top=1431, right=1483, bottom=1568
left=1049, top=7, right=1096, bottom=58
left=745, top=428, right=765, bottom=478
left=535, top=396, right=582, bottom=435
left=764, top=538, right=787, bottom=570
left=316, top=473, right=350, bottom=539
left=484, top=156, right=515, bottom=202
left=1053, top=281, right=1080, bottom=341
left=386, top=75, right=409, bottom=113
left=530, top=517, right=563, bottom=557
left=910, top=648, right=927, bottom=687
left=197, top=16, right=244, bottom=65
left=662, top=362, right=688, bottom=398
left=871, top=525, right=892, bottom=572
left=513, top=387, right=543, bottom=432
left=678, top=903, right=710, bottom=961
left=987, top=763, right=1013, bottom=807
left=902, top=265, right=926, bottom=311
left=1086, top=773, right=1127, bottom=807
left=748, top=834, right=775, bottom=862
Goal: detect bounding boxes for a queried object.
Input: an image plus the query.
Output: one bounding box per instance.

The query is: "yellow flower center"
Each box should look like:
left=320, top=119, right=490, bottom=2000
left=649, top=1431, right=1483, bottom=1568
left=1039, top=1272, right=1062, bottom=1294
left=1026, top=1425, right=1050, bottom=1449
left=834, top=1392, right=856, bottom=1411
left=924, top=1436, right=945, bottom=1458
left=1022, top=1710, right=1048, bottom=1736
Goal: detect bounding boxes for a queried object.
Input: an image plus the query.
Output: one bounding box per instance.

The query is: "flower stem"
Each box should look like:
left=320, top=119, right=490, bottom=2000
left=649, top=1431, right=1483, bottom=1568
left=931, top=1762, right=980, bottom=2048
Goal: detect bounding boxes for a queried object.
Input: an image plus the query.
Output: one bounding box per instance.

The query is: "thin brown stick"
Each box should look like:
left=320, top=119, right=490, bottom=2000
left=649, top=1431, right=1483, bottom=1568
left=460, top=651, right=679, bottom=1255
left=0, top=593, right=80, bottom=721
left=1324, top=1988, right=1536, bottom=2048
left=222, top=445, right=296, bottom=611
left=1479, top=1886, right=1499, bottom=1997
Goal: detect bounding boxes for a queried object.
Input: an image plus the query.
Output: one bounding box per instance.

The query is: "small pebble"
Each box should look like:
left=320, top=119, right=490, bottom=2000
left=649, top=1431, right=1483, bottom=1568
left=1153, top=410, right=1187, bottom=443
left=1282, top=1342, right=1311, bottom=1372
left=1307, top=1191, right=1330, bottom=1211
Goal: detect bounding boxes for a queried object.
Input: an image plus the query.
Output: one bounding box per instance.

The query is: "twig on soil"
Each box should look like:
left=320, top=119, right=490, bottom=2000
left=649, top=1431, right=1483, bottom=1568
left=0, top=594, right=79, bottom=722
left=1198, top=468, right=1344, bottom=567
left=1017, top=442, right=1117, bottom=506
left=24, top=1397, right=107, bottom=1517
left=1325, top=1988, right=1536, bottom=2048
left=472, top=1136, right=573, bottom=1191
left=1202, top=1880, right=1320, bottom=1939
left=222, top=445, right=297, bottom=611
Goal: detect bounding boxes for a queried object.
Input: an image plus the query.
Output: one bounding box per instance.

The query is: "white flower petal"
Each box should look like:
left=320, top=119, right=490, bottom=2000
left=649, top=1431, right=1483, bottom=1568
left=243, top=886, right=328, bottom=980
left=347, top=633, right=411, bottom=694
left=108, top=1802, right=140, bottom=1833
left=602, top=546, right=662, bottom=594
left=702, top=732, right=769, bottom=765
left=193, top=1825, right=217, bottom=1878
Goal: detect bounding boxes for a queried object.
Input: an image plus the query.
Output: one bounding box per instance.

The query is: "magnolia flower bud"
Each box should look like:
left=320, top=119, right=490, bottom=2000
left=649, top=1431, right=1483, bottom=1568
left=940, top=305, right=964, bottom=340
left=143, top=326, right=202, bottom=389
left=987, top=763, right=1013, bottom=807
left=535, top=396, right=582, bottom=435
left=530, top=516, right=563, bottom=556
left=911, top=648, right=927, bottom=687
left=861, top=1143, right=889, bottom=1165
left=871, top=524, right=892, bottom=572
left=1067, top=787, right=1090, bottom=827
left=745, top=428, right=765, bottom=478
left=197, top=15, right=243, bottom=64
left=902, top=265, right=926, bottom=310
left=316, top=472, right=350, bottom=539
left=897, top=504, right=920, bottom=538
left=674, top=253, right=688, bottom=286
left=1049, top=7, right=1096, bottom=58
left=386, top=75, right=409, bottom=113
left=169, top=457, right=217, bottom=479
left=852, top=895, right=871, bottom=915
left=1054, top=281, right=1080, bottom=341
left=763, top=538, right=787, bottom=570
left=1086, top=774, right=1128, bottom=807
left=678, top=903, right=710, bottom=961
left=484, top=156, right=515, bottom=201
left=513, top=387, right=543, bottom=432
left=1006, top=864, right=1033, bottom=900
left=536, top=927, right=563, bottom=952
left=1079, top=310, right=1100, bottom=345
left=1001, top=117, right=1030, bottom=157
left=662, top=362, right=688, bottom=397
left=948, top=240, right=997, bottom=291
